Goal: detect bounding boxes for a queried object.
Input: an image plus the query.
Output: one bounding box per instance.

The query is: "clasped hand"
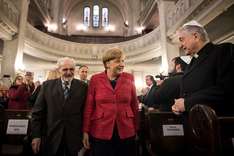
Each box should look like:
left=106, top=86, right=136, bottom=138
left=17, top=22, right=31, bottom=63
left=172, top=98, right=186, bottom=116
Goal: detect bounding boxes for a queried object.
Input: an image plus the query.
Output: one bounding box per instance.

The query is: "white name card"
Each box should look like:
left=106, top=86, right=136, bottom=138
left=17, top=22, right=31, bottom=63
left=6, top=119, right=29, bottom=135
left=163, top=124, right=184, bottom=136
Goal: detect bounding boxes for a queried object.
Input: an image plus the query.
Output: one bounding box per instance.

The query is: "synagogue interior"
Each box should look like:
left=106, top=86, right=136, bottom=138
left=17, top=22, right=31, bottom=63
left=1, top=1, right=234, bottom=156
left=0, top=0, right=233, bottom=94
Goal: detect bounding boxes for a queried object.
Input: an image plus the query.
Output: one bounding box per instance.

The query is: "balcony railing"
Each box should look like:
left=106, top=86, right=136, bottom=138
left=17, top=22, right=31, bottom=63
left=24, top=22, right=162, bottom=63
left=0, top=0, right=19, bottom=26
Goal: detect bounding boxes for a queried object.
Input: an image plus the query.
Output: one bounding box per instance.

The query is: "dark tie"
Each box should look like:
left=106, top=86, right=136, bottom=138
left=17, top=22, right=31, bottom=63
left=63, top=81, right=69, bottom=101
left=146, top=87, right=150, bottom=99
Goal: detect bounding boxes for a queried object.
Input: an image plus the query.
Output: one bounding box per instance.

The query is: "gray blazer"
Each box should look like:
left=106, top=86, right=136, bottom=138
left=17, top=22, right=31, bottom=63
left=31, top=78, right=88, bottom=156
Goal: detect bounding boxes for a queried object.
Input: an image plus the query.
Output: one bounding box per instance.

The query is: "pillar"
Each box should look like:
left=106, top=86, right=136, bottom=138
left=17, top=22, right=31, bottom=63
left=158, top=0, right=180, bottom=74
left=1, top=0, right=30, bottom=86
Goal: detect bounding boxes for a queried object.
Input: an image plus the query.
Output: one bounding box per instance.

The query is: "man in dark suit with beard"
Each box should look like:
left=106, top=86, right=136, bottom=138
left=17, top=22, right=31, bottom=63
left=172, top=20, right=234, bottom=155
left=31, top=57, right=88, bottom=156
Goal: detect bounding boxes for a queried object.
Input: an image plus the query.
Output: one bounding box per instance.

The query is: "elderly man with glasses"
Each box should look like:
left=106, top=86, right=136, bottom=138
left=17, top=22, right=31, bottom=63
left=31, top=57, right=88, bottom=156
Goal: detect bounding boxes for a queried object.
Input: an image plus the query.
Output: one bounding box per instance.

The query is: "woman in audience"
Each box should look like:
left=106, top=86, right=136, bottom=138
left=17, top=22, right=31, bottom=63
left=82, top=48, right=139, bottom=156
left=8, top=75, right=34, bottom=110
left=29, top=69, right=59, bottom=108
left=0, top=84, right=9, bottom=109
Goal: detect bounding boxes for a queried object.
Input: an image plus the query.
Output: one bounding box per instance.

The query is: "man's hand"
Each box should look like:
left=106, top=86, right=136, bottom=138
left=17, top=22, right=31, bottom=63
left=174, top=98, right=186, bottom=112
left=83, top=132, right=90, bottom=149
left=171, top=105, right=182, bottom=116
left=156, top=80, right=164, bottom=86
left=31, top=138, right=41, bottom=154
left=148, top=107, right=154, bottom=111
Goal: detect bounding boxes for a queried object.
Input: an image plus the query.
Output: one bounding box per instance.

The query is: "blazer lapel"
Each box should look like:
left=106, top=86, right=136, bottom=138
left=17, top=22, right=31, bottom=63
left=183, top=54, right=207, bottom=77
left=100, top=71, right=114, bottom=92
left=55, top=78, right=64, bottom=97
left=66, top=79, right=78, bottom=101
left=115, top=73, right=126, bottom=91
left=183, top=43, right=213, bottom=77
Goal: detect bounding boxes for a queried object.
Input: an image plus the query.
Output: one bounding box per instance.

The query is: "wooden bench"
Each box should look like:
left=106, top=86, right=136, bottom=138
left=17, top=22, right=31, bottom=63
left=189, top=104, right=234, bottom=156
left=0, top=104, right=5, bottom=155
left=140, top=106, right=186, bottom=156
left=1, top=109, right=33, bottom=156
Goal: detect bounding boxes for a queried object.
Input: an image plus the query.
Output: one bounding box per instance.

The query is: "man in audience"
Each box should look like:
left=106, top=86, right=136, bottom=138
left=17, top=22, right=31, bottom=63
left=78, top=65, right=90, bottom=85
left=152, top=56, right=188, bottom=111
left=31, top=57, right=88, bottom=156
left=0, top=84, right=9, bottom=109
left=172, top=20, right=234, bottom=154
left=143, top=75, right=159, bottom=110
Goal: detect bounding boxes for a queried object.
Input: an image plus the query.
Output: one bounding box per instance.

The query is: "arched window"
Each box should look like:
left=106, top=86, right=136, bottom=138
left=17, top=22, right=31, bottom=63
left=102, top=7, right=108, bottom=27
left=84, top=7, right=90, bottom=26
left=93, top=5, right=99, bottom=27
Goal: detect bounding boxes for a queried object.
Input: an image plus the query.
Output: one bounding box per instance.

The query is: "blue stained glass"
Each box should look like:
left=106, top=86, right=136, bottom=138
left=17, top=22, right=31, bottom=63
left=93, top=5, right=99, bottom=27
left=84, top=7, right=90, bottom=26
left=102, top=8, right=108, bottom=27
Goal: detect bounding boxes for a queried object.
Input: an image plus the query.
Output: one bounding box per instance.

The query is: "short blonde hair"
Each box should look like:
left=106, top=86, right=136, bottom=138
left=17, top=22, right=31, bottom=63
left=102, top=48, right=125, bottom=69
left=47, top=69, right=59, bottom=80
left=10, top=76, right=23, bottom=87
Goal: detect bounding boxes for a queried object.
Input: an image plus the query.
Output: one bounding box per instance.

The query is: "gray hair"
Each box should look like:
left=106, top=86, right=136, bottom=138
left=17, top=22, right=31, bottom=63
left=57, top=57, right=76, bottom=69
left=179, top=25, right=209, bottom=42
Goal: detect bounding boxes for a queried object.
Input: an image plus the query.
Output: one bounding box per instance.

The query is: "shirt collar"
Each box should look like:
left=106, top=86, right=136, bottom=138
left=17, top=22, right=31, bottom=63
left=148, top=84, right=153, bottom=89
left=61, top=78, right=72, bottom=89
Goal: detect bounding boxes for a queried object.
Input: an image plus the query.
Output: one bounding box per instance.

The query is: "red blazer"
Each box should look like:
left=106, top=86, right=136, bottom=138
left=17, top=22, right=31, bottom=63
left=83, top=71, right=139, bottom=140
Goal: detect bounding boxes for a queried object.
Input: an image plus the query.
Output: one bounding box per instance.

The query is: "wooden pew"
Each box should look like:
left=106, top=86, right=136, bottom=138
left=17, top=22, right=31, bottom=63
left=1, top=110, right=33, bottom=156
left=0, top=104, right=5, bottom=155
left=189, top=104, right=234, bottom=156
left=140, top=106, right=186, bottom=156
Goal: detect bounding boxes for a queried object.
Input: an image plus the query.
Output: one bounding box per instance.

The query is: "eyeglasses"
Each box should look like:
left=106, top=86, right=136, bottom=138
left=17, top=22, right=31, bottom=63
left=62, top=68, right=75, bottom=72
left=17, top=78, right=23, bottom=81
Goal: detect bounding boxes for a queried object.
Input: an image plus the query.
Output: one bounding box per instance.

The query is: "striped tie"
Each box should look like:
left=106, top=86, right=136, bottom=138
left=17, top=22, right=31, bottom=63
left=63, top=81, right=69, bottom=101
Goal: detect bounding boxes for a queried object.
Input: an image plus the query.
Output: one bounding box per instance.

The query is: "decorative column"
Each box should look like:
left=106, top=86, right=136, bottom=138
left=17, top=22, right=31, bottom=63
left=49, top=0, right=61, bottom=33
left=129, top=0, right=141, bottom=36
left=1, top=0, right=30, bottom=85
left=158, top=0, right=180, bottom=74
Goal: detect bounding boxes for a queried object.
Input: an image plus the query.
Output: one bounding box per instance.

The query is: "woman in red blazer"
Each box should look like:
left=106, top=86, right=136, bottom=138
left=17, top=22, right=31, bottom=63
left=83, top=48, right=139, bottom=156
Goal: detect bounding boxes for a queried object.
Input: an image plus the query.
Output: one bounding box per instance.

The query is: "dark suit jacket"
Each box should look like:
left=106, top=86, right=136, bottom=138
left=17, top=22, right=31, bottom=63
left=144, top=84, right=159, bottom=109
left=152, top=72, right=184, bottom=111
left=181, top=42, right=234, bottom=142
left=31, top=78, right=88, bottom=156
left=82, top=71, right=139, bottom=140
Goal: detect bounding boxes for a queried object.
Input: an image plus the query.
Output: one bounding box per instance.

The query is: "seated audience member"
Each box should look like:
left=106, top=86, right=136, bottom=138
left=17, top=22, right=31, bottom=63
left=143, top=75, right=159, bottom=110
left=8, top=75, right=34, bottom=110
left=29, top=69, right=59, bottom=108
left=152, top=56, right=188, bottom=111
left=0, top=84, right=9, bottom=109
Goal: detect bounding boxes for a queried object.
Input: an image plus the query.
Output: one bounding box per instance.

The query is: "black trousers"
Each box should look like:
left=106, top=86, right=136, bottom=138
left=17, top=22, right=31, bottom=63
left=54, top=128, right=76, bottom=156
left=91, top=123, right=135, bottom=156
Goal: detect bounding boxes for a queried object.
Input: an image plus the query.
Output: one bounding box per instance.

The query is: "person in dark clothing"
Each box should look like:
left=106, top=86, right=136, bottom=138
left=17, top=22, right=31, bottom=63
left=172, top=20, right=234, bottom=155
left=152, top=56, right=188, bottom=111
left=143, top=75, right=159, bottom=110
left=0, top=84, right=9, bottom=109
left=29, top=69, right=59, bottom=108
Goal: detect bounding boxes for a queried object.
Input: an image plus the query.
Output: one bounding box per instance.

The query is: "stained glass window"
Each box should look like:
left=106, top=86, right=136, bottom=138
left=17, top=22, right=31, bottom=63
left=84, top=7, right=90, bottom=26
left=93, top=5, right=99, bottom=27
left=102, top=8, right=108, bottom=27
